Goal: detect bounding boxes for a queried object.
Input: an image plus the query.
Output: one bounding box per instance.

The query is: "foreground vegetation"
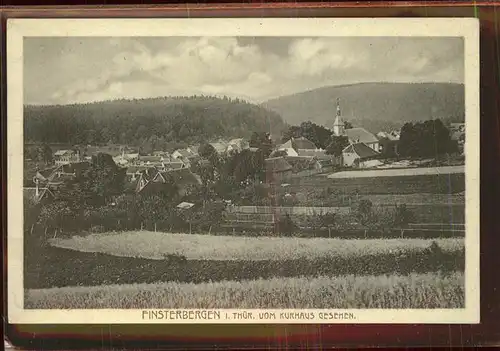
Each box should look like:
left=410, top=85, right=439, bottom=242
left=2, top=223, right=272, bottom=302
left=25, top=242, right=464, bottom=290
left=50, top=231, right=464, bottom=261
left=25, top=271, right=464, bottom=309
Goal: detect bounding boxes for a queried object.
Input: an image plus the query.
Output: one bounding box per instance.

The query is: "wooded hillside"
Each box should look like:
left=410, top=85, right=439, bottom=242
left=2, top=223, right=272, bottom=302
left=24, top=96, right=287, bottom=148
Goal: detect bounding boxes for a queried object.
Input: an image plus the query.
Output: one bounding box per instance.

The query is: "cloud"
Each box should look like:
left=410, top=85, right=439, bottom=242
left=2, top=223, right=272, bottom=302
left=24, top=36, right=464, bottom=105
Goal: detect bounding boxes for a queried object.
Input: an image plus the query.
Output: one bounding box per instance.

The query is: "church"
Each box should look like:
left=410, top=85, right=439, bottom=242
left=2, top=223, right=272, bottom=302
left=332, top=99, right=380, bottom=152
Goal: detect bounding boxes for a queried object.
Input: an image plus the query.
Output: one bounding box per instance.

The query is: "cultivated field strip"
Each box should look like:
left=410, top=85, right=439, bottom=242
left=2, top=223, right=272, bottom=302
left=327, top=166, right=465, bottom=179
left=25, top=243, right=464, bottom=290
left=49, top=231, right=464, bottom=261
left=25, top=272, right=465, bottom=309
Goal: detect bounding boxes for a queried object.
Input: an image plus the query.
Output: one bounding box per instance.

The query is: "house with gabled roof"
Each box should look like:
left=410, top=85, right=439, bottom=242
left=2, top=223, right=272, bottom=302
left=209, top=141, right=229, bottom=155
left=226, top=138, right=250, bottom=154
left=342, top=142, right=380, bottom=168
left=54, top=149, right=80, bottom=166
left=136, top=167, right=202, bottom=197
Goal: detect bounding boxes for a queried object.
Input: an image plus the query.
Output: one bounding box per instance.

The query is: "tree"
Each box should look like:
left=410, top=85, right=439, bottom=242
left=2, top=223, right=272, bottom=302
left=81, top=153, right=126, bottom=206
left=393, top=204, right=415, bottom=228
left=198, top=142, right=217, bottom=160
left=344, top=121, right=353, bottom=129
left=326, top=135, right=349, bottom=156
left=398, top=119, right=458, bottom=158
left=37, top=143, right=53, bottom=165
left=355, top=199, right=373, bottom=226
left=249, top=131, right=273, bottom=157
left=281, top=121, right=332, bottom=149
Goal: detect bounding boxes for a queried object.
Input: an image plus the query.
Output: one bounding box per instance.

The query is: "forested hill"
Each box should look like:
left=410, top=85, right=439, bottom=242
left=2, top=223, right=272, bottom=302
left=24, top=96, right=287, bottom=147
left=262, top=82, right=465, bottom=134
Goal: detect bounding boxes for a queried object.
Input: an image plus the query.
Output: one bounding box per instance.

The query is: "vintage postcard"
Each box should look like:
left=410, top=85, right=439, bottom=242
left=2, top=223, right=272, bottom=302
left=7, top=17, right=479, bottom=324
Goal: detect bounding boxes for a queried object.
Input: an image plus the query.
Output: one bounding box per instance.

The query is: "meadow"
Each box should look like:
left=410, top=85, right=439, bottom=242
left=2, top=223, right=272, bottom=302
left=49, top=231, right=464, bottom=261
left=25, top=271, right=464, bottom=309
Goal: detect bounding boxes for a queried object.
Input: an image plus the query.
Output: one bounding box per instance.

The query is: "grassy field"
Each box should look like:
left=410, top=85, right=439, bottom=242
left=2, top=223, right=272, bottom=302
left=49, top=231, right=464, bottom=261
left=25, top=271, right=464, bottom=309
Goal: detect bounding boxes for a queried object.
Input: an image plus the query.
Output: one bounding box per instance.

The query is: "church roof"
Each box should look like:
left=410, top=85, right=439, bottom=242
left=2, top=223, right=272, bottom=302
left=345, top=128, right=378, bottom=144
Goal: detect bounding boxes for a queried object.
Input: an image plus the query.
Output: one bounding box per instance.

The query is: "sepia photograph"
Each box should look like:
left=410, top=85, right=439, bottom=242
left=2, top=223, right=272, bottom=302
left=7, top=18, right=479, bottom=324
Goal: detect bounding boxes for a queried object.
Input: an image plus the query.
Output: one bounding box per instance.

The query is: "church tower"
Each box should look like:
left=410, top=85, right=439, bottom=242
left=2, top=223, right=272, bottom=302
left=332, top=98, right=345, bottom=136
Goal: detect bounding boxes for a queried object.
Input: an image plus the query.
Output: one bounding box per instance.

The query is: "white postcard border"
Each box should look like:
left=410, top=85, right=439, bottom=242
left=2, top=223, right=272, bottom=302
left=7, top=17, right=480, bottom=324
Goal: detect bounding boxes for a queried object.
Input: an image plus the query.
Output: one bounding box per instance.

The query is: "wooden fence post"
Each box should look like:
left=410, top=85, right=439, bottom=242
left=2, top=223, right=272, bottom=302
left=154, top=223, right=157, bottom=232
left=30, top=224, right=34, bottom=236
left=400, top=229, right=404, bottom=238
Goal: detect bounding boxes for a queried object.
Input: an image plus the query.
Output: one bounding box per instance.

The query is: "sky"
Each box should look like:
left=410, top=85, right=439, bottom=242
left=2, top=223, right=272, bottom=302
left=24, top=36, right=464, bottom=105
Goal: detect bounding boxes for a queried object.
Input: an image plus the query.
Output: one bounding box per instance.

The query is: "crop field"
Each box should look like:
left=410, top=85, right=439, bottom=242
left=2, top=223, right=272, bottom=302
left=25, top=271, right=464, bottom=309
left=25, top=239, right=464, bottom=291
left=361, top=193, right=465, bottom=205
left=327, top=166, right=465, bottom=179
left=287, top=173, right=465, bottom=195
left=49, top=231, right=464, bottom=261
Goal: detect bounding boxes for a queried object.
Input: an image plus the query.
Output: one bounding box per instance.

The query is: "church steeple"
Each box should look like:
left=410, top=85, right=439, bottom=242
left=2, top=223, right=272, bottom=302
left=333, top=98, right=345, bottom=136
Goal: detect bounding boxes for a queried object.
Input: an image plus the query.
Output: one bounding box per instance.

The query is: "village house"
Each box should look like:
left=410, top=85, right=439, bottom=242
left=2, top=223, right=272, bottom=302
left=136, top=155, right=165, bottom=166
left=226, top=138, right=250, bottom=154
left=113, top=150, right=139, bottom=166
left=126, top=166, right=152, bottom=182
left=135, top=167, right=202, bottom=197
left=209, top=141, right=229, bottom=155
left=277, top=136, right=321, bottom=157
left=171, top=147, right=199, bottom=164
left=264, top=157, right=293, bottom=183
left=377, top=130, right=400, bottom=156
left=341, top=142, right=381, bottom=168
left=54, top=149, right=80, bottom=166
left=33, top=162, right=91, bottom=188
left=332, top=99, right=379, bottom=151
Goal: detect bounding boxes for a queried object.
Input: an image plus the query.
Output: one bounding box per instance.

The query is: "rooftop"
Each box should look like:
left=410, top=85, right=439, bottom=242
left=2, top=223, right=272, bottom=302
left=343, top=142, right=380, bottom=159
left=345, top=128, right=379, bottom=144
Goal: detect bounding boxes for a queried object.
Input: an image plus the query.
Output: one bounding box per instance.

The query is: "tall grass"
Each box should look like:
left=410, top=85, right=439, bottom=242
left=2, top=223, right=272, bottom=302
left=49, top=231, right=464, bottom=261
left=25, top=272, right=464, bottom=309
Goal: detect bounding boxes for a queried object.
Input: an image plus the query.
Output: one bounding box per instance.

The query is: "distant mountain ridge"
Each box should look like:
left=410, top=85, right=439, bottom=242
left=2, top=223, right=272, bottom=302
left=262, top=82, right=465, bottom=133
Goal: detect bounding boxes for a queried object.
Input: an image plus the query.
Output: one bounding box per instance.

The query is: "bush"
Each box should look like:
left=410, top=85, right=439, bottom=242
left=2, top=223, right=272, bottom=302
left=274, top=214, right=297, bottom=236
left=394, top=204, right=416, bottom=228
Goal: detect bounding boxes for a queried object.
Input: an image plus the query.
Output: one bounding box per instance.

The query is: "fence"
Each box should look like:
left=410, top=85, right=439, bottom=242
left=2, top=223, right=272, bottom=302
left=216, top=225, right=465, bottom=239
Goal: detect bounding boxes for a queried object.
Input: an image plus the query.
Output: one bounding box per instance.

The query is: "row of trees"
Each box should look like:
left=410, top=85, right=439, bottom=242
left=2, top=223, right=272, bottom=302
left=276, top=199, right=416, bottom=237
